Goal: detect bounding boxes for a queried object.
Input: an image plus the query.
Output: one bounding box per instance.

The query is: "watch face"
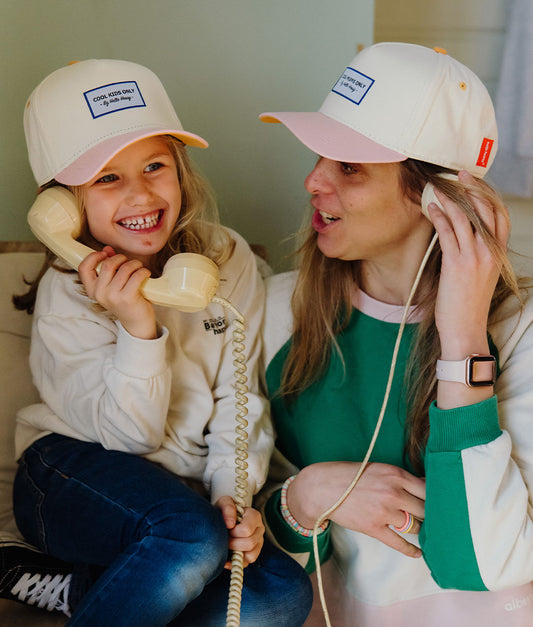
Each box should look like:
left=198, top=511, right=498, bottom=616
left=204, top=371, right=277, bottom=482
left=467, top=355, right=496, bottom=387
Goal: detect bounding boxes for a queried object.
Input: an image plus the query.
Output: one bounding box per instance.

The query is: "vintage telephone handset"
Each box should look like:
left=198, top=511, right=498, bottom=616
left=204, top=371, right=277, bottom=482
left=313, top=173, right=459, bottom=627
left=27, top=186, right=220, bottom=313
left=27, top=186, right=249, bottom=626
left=421, top=173, right=459, bottom=219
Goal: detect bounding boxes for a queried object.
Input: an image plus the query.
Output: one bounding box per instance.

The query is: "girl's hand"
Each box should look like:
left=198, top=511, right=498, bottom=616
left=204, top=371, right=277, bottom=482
left=287, top=462, right=426, bottom=558
left=78, top=246, right=157, bottom=339
left=428, top=170, right=510, bottom=408
left=215, top=496, right=265, bottom=569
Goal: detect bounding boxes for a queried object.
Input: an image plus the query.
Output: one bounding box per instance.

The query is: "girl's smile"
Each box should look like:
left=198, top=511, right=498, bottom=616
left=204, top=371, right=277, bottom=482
left=117, top=209, right=164, bottom=231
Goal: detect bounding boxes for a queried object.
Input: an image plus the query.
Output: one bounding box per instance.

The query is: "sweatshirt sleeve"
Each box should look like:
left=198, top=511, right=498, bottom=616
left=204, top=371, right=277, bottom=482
left=422, top=312, right=533, bottom=591
left=254, top=448, right=332, bottom=573
left=29, top=269, right=172, bottom=453
left=421, top=397, right=500, bottom=590
left=264, top=488, right=332, bottom=574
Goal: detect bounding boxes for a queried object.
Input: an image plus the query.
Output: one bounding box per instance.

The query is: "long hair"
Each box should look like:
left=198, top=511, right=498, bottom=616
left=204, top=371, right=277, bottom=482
left=279, top=158, right=525, bottom=474
left=13, top=136, right=233, bottom=313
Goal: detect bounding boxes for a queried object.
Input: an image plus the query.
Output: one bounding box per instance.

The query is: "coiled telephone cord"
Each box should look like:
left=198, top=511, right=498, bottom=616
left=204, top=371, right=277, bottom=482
left=213, top=296, right=249, bottom=627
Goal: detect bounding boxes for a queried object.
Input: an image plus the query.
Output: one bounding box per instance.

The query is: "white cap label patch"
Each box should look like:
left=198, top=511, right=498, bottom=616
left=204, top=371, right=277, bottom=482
left=84, top=81, right=146, bottom=119
left=332, top=67, right=374, bottom=105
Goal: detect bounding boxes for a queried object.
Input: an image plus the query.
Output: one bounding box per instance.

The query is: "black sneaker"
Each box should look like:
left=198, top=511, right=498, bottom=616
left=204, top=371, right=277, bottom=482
left=0, top=540, right=72, bottom=617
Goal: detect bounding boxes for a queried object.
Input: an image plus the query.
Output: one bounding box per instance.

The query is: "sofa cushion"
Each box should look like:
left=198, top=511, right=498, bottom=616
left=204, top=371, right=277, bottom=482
left=0, top=251, right=44, bottom=535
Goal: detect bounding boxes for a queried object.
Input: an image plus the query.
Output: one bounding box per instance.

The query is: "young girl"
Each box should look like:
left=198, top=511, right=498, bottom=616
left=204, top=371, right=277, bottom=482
left=9, top=59, right=312, bottom=626
left=258, top=43, right=533, bottom=626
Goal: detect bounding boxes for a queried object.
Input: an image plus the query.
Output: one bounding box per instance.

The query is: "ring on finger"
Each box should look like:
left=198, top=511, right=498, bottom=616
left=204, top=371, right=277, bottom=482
left=394, top=510, right=416, bottom=534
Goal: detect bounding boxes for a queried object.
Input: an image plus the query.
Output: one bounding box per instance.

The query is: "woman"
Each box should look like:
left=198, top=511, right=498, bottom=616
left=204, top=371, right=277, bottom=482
left=258, top=42, right=533, bottom=626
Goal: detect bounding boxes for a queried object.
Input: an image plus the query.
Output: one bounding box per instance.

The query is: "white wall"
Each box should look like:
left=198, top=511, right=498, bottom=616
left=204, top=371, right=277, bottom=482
left=0, top=0, right=374, bottom=271
left=374, top=0, right=533, bottom=260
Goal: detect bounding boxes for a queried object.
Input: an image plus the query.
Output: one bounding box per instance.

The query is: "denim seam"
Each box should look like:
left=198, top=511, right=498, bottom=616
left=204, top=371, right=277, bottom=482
left=34, top=444, right=150, bottom=526
left=16, top=455, right=48, bottom=552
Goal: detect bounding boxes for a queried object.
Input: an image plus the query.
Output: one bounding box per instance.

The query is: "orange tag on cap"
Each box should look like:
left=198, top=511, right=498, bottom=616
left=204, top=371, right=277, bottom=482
left=476, top=138, right=494, bottom=168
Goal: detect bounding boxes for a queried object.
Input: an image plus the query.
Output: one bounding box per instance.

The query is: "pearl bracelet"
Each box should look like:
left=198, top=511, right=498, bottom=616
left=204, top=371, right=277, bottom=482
left=279, top=475, right=330, bottom=537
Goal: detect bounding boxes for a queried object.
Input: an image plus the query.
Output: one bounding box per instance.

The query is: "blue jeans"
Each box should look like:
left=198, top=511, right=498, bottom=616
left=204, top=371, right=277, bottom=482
left=13, top=434, right=312, bottom=626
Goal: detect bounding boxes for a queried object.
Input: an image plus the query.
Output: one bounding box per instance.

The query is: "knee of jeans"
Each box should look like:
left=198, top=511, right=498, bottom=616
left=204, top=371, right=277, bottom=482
left=274, top=561, right=313, bottom=615
left=239, top=544, right=313, bottom=626
left=148, top=496, right=228, bottom=570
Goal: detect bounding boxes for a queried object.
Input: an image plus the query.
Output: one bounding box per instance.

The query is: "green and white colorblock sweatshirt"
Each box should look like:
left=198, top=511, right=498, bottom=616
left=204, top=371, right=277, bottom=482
left=259, top=270, right=533, bottom=627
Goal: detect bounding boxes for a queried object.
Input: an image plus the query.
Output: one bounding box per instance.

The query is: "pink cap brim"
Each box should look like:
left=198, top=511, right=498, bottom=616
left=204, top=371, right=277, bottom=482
left=55, top=128, right=208, bottom=185
left=260, top=111, right=406, bottom=164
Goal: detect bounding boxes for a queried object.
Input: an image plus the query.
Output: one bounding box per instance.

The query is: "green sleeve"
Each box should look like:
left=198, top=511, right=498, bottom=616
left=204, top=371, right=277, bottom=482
left=264, top=489, right=332, bottom=574
left=420, top=396, right=501, bottom=590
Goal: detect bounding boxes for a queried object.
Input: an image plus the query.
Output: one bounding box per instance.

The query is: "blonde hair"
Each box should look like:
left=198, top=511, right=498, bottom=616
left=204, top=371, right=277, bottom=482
left=280, top=159, right=525, bottom=473
left=14, top=136, right=233, bottom=313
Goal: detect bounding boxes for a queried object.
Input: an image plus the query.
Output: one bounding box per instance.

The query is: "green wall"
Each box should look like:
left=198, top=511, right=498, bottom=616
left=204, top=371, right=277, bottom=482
left=1, top=0, right=374, bottom=271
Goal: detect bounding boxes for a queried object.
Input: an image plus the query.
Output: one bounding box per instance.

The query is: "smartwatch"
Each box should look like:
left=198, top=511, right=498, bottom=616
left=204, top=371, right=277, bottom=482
left=436, top=354, right=496, bottom=387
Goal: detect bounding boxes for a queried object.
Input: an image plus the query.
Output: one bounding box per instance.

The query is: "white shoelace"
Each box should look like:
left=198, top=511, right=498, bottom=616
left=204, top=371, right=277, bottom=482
left=10, top=571, right=72, bottom=617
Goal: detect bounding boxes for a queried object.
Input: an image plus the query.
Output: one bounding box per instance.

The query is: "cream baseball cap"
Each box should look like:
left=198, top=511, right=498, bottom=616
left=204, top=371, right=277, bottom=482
left=260, top=42, right=497, bottom=178
left=24, top=59, right=208, bottom=186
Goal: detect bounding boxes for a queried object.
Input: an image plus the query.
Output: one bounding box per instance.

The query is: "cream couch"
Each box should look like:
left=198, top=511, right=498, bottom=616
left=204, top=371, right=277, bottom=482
left=0, top=243, right=67, bottom=626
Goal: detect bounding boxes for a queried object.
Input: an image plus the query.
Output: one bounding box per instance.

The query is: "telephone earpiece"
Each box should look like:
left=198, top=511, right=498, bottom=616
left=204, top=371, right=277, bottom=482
left=421, top=173, right=459, bottom=222
left=27, top=187, right=219, bottom=312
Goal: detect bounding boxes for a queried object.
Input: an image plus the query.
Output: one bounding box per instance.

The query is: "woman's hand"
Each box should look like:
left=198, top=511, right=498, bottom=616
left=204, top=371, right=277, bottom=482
left=287, top=462, right=426, bottom=558
left=430, top=170, right=509, bottom=351
left=428, top=170, right=510, bottom=408
left=78, top=246, right=157, bottom=340
left=215, top=495, right=265, bottom=569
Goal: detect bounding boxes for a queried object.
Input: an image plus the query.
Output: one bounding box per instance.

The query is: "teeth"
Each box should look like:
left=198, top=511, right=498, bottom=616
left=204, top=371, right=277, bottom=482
left=119, top=211, right=161, bottom=230
left=320, top=210, right=339, bottom=224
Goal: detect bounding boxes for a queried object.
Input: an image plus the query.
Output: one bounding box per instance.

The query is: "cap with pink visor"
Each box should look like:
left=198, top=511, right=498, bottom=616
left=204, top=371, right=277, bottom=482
left=24, top=59, right=208, bottom=186
left=260, top=42, right=498, bottom=178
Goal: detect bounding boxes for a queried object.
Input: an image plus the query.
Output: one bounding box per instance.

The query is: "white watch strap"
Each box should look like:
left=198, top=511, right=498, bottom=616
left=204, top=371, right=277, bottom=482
left=436, top=359, right=468, bottom=384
